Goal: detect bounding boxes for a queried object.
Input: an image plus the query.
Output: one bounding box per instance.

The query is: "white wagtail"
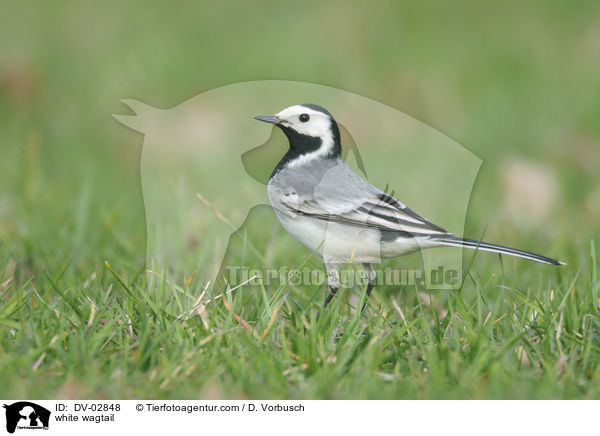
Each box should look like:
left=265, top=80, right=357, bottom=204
left=255, top=104, right=564, bottom=310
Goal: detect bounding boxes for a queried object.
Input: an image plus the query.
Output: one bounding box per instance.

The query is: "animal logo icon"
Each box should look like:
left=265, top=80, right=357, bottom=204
left=114, top=81, right=481, bottom=290
left=3, top=402, right=50, bottom=433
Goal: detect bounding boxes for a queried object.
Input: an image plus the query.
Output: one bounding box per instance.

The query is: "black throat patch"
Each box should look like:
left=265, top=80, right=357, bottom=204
left=270, top=121, right=342, bottom=179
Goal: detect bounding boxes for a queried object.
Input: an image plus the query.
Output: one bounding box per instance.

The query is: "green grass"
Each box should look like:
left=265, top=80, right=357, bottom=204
left=1, top=214, right=599, bottom=398
left=2, top=1, right=600, bottom=399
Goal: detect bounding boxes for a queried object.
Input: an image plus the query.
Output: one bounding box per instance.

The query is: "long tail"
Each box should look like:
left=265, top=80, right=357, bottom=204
left=432, top=236, right=565, bottom=266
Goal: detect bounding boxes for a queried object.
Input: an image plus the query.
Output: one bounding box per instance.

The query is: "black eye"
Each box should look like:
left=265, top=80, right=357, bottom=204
left=299, top=113, right=310, bottom=122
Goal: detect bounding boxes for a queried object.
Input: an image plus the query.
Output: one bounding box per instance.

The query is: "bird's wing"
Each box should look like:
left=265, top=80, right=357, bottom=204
left=280, top=193, right=449, bottom=237
left=278, top=162, right=451, bottom=238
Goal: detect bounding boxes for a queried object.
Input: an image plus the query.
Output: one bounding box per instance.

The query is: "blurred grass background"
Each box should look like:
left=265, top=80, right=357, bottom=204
left=1, top=0, right=600, bottom=399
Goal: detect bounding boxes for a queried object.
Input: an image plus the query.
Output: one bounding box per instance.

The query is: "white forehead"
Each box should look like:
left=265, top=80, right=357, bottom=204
left=276, top=105, right=329, bottom=119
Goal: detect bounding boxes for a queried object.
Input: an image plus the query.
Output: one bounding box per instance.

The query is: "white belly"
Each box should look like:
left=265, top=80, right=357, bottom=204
left=273, top=208, right=390, bottom=263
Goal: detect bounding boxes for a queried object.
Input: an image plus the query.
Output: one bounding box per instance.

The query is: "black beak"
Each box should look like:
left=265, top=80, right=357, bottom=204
left=254, top=115, right=281, bottom=125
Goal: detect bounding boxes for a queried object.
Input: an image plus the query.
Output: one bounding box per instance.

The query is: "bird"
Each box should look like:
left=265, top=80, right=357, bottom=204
left=255, top=104, right=565, bottom=310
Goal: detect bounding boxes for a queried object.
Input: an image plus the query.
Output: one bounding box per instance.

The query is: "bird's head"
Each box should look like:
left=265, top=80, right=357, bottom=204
left=255, top=104, right=341, bottom=164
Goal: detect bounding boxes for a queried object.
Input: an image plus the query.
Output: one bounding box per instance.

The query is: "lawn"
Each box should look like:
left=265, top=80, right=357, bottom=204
left=1, top=1, right=600, bottom=399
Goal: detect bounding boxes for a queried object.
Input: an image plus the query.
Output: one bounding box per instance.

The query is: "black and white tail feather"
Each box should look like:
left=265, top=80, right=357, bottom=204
left=432, top=236, right=565, bottom=266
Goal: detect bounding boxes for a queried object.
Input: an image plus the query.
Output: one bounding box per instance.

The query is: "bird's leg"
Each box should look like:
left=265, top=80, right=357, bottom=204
left=323, top=288, right=337, bottom=308
left=322, top=263, right=340, bottom=309
left=360, top=263, right=377, bottom=312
